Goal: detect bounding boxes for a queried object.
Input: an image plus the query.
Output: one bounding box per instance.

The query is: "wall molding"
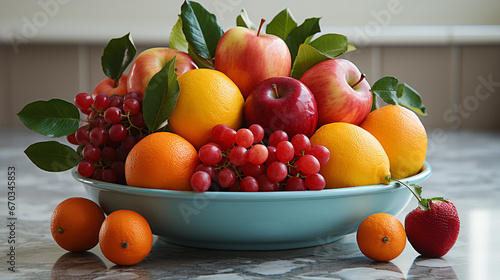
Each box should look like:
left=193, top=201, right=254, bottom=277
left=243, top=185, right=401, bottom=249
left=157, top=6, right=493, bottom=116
left=1, top=23, right=500, bottom=46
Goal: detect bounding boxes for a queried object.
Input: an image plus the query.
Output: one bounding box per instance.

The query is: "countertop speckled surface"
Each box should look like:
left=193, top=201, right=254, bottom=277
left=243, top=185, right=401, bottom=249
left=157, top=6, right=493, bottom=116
left=1, top=128, right=499, bottom=279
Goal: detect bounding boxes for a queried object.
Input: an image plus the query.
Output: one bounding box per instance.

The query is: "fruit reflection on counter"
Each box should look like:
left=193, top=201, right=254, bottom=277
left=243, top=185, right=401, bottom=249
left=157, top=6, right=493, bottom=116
left=17, top=0, right=460, bottom=266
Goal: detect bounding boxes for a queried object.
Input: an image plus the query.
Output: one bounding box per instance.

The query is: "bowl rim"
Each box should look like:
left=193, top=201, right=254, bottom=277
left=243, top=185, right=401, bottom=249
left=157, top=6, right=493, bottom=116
left=73, top=162, right=431, bottom=202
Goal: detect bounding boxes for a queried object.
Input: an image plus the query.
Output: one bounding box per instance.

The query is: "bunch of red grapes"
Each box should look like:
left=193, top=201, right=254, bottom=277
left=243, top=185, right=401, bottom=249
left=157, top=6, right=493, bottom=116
left=67, top=92, right=147, bottom=184
left=190, top=124, right=330, bottom=192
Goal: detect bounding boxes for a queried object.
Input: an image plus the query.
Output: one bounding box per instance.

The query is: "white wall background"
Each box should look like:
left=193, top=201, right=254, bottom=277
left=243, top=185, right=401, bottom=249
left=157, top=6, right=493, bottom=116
left=1, top=0, right=500, bottom=45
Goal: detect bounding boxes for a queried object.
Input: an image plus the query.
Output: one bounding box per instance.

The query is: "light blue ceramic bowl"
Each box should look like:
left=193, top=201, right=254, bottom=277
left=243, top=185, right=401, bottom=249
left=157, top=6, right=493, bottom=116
left=73, top=162, right=431, bottom=250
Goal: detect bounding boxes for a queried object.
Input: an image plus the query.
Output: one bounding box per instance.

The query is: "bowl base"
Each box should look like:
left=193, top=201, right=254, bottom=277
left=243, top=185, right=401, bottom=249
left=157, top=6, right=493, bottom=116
left=157, top=235, right=344, bottom=251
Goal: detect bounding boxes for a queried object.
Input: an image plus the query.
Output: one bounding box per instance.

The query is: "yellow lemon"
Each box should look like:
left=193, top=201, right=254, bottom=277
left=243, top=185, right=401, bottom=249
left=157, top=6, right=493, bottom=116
left=169, top=69, right=245, bottom=149
left=310, top=122, right=391, bottom=188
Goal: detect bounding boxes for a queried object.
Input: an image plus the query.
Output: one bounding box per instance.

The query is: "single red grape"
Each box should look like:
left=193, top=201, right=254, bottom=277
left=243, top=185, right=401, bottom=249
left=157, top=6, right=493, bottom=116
left=291, top=134, right=311, bottom=156
left=198, top=144, right=222, bottom=166
left=249, top=124, right=265, bottom=143
left=269, top=130, right=288, bottom=147
left=305, top=173, right=326, bottom=190
left=109, top=124, right=127, bottom=142
left=297, top=155, right=320, bottom=175
left=266, top=161, right=288, bottom=182
left=285, top=177, right=307, bottom=191
left=66, top=132, right=78, bottom=145
left=276, top=141, right=294, bottom=163
left=265, top=146, right=278, bottom=166
left=89, top=127, right=108, bottom=146
left=221, top=127, right=237, bottom=145
left=235, top=128, right=254, bottom=148
left=77, top=160, right=95, bottom=177
left=228, top=146, right=248, bottom=166
left=74, top=92, right=93, bottom=110
left=104, top=107, right=122, bottom=124
left=91, top=117, right=108, bottom=130
left=190, top=171, right=211, bottom=192
left=82, top=144, right=101, bottom=163
left=123, top=99, right=140, bottom=116
left=218, top=168, right=236, bottom=188
left=75, top=126, right=90, bottom=145
left=195, top=164, right=217, bottom=180
left=248, top=144, right=268, bottom=165
left=109, top=96, right=124, bottom=109
left=241, top=162, right=265, bottom=177
left=257, top=174, right=279, bottom=192
left=93, top=93, right=110, bottom=110
left=307, top=145, right=331, bottom=165
left=240, top=176, right=259, bottom=192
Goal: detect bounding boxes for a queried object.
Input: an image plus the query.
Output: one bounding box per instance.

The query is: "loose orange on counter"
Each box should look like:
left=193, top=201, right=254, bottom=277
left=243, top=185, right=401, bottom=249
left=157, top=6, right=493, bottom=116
left=50, top=197, right=105, bottom=252
left=99, top=210, right=153, bottom=266
left=356, top=213, right=406, bottom=262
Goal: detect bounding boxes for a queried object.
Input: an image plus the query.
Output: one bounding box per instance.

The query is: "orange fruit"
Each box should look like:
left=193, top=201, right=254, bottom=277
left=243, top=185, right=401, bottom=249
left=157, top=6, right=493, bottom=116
left=168, top=68, right=245, bottom=149
left=309, top=122, right=391, bottom=188
left=99, top=210, right=153, bottom=266
left=50, top=197, right=105, bottom=252
left=356, top=213, right=406, bottom=261
left=125, top=132, right=199, bottom=190
left=360, top=105, right=427, bottom=179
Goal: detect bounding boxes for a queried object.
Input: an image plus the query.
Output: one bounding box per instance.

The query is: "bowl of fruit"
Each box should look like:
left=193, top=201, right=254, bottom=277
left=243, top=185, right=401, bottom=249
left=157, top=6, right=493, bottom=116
left=18, top=1, right=431, bottom=251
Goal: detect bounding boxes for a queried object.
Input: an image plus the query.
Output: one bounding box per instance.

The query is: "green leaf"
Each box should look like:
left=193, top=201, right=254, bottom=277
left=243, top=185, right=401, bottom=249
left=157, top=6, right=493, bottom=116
left=290, top=44, right=328, bottom=79
left=371, top=77, right=427, bottom=115
left=236, top=8, right=256, bottom=30
left=371, top=76, right=399, bottom=106
left=188, top=45, right=214, bottom=69
left=411, top=183, right=423, bottom=198
left=397, top=83, right=428, bottom=115
left=24, top=141, right=81, bottom=172
left=266, top=8, right=297, bottom=41
left=285, top=17, right=321, bottom=63
left=290, top=34, right=351, bottom=79
left=17, top=99, right=80, bottom=138
left=101, top=33, right=136, bottom=81
left=309, top=33, right=349, bottom=57
left=142, top=57, right=180, bottom=132
left=181, top=0, right=223, bottom=60
left=169, top=15, right=189, bottom=53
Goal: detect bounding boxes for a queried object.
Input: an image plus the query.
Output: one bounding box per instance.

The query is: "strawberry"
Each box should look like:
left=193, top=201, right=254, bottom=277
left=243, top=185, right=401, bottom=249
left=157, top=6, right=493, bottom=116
left=388, top=178, right=460, bottom=257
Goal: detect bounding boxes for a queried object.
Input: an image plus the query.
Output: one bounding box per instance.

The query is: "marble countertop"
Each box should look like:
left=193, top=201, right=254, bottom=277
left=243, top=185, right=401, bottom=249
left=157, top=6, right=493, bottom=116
left=1, top=128, right=499, bottom=279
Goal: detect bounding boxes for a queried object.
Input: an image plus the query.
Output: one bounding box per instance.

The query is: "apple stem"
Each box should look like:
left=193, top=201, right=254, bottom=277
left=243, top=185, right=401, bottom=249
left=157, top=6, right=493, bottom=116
left=351, top=73, right=366, bottom=88
left=271, top=84, right=280, bottom=98
left=256, top=19, right=266, bottom=37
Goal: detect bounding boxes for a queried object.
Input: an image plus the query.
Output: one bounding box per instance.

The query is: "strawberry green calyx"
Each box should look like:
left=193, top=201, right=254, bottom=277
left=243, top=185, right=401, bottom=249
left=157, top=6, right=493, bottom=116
left=385, top=176, right=448, bottom=211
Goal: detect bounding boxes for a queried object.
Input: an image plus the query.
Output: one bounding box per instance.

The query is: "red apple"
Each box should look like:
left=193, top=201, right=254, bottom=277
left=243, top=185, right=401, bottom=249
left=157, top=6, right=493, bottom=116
left=215, top=20, right=291, bottom=99
left=92, top=73, right=129, bottom=98
left=127, top=47, right=198, bottom=96
left=299, top=59, right=372, bottom=126
left=244, top=77, right=318, bottom=137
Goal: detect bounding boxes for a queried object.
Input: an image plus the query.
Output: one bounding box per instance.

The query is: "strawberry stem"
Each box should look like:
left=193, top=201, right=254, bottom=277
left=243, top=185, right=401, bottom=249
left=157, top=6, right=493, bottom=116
left=387, top=176, right=428, bottom=211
